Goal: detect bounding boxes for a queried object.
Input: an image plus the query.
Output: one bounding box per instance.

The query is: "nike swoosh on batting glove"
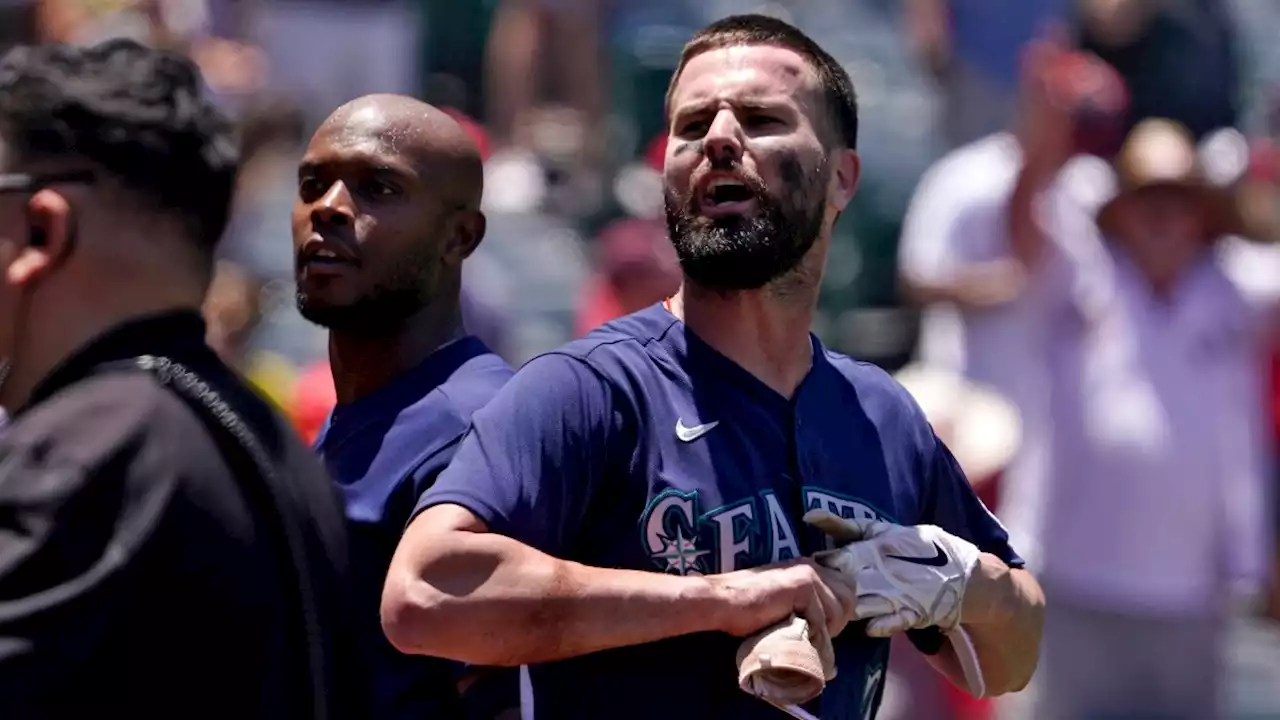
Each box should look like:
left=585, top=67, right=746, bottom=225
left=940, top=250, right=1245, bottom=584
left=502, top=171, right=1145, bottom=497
left=803, top=510, right=981, bottom=637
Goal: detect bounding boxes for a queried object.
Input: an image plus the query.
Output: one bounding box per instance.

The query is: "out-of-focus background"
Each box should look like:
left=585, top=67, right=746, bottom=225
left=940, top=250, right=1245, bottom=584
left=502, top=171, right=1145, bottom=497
left=11, top=0, right=1280, bottom=717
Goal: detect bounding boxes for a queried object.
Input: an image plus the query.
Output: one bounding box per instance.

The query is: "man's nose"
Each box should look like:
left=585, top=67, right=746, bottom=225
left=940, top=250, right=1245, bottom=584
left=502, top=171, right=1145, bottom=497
left=311, top=181, right=354, bottom=227
left=704, top=110, right=744, bottom=166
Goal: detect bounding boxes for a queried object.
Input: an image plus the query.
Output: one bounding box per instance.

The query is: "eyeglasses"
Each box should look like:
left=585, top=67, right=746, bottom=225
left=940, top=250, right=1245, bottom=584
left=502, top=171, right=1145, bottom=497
left=0, top=170, right=96, bottom=194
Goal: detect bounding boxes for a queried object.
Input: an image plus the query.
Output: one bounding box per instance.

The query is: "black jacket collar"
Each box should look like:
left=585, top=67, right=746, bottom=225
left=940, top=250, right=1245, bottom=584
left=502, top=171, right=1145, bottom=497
left=22, top=309, right=216, bottom=414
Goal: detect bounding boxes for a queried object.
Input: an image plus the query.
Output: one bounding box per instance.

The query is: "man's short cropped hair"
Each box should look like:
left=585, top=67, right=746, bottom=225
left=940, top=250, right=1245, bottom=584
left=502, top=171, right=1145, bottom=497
left=664, top=14, right=859, bottom=150
left=0, top=39, right=239, bottom=251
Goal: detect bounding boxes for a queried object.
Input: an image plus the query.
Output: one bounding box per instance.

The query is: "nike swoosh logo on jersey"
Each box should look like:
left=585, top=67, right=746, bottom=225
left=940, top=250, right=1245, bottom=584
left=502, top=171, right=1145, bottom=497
left=887, top=542, right=950, bottom=567
left=675, top=418, right=719, bottom=442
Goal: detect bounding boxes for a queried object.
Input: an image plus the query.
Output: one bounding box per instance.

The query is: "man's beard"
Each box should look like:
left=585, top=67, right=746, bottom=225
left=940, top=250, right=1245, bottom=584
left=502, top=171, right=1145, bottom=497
left=296, top=251, right=435, bottom=336
left=296, top=285, right=427, bottom=336
left=665, top=158, right=827, bottom=291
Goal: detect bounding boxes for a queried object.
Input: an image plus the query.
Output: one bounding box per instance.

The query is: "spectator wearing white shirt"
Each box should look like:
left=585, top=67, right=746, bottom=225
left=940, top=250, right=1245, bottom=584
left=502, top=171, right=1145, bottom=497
left=897, top=55, right=1125, bottom=571
left=894, top=51, right=1123, bottom=720
left=1003, top=38, right=1272, bottom=720
left=898, top=45, right=1126, bottom=410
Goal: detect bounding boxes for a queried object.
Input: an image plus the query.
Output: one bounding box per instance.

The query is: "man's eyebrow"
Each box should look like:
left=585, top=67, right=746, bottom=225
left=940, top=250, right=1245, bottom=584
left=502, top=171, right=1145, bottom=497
left=297, top=158, right=415, bottom=178
left=737, top=100, right=793, bottom=111
left=672, top=96, right=795, bottom=117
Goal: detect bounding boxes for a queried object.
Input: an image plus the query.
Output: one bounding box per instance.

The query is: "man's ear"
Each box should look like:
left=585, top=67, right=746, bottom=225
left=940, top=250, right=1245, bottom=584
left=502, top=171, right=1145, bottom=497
left=828, top=148, right=861, bottom=214
left=444, top=210, right=487, bottom=264
left=8, top=189, right=71, bottom=286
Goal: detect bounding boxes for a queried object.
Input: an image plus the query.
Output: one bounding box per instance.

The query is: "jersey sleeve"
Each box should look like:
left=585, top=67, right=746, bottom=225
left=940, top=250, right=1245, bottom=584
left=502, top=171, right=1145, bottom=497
left=407, top=434, right=466, bottom=502
left=413, top=353, right=628, bottom=555
left=920, top=433, right=1024, bottom=569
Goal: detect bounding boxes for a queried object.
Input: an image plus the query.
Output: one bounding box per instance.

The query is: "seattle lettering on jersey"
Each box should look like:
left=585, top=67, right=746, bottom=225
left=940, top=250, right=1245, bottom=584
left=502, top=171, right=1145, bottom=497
left=642, top=487, right=892, bottom=575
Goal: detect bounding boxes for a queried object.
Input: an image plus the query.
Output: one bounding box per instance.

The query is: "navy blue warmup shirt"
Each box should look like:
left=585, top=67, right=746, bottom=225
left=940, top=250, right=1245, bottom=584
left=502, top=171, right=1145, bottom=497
left=317, top=336, right=514, bottom=719
left=418, top=306, right=1023, bottom=720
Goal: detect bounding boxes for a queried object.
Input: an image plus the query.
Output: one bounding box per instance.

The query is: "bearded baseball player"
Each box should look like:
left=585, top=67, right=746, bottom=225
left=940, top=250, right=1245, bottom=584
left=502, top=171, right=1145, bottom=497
left=382, top=14, right=1044, bottom=720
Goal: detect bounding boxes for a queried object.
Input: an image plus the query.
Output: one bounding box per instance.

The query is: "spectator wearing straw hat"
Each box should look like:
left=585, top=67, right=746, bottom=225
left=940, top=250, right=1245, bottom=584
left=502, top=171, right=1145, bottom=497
left=1001, top=36, right=1271, bottom=720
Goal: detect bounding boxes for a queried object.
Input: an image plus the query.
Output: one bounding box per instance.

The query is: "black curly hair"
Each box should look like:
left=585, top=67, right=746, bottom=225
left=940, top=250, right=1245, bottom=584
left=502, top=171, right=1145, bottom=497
left=0, top=39, right=239, bottom=253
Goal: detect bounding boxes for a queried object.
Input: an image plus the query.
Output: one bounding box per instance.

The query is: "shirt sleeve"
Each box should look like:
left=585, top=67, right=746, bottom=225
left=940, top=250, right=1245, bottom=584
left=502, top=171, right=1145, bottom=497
left=920, top=433, right=1024, bottom=569
left=412, top=352, right=629, bottom=556
left=0, top=423, right=173, bottom=705
left=407, top=434, right=466, bottom=502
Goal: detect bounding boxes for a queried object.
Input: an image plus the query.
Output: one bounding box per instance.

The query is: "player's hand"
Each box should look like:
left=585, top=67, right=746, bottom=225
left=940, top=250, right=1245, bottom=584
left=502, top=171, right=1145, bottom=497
left=805, top=510, right=981, bottom=637
left=708, top=558, right=860, bottom=639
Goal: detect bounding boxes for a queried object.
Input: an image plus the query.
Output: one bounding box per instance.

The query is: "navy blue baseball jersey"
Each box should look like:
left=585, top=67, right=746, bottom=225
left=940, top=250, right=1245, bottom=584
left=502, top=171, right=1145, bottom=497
left=418, top=305, right=1022, bottom=720
left=316, top=336, right=515, bottom=719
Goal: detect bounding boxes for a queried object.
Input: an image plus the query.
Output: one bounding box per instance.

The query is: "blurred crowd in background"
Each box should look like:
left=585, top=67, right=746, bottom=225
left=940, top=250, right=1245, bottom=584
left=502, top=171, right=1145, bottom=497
left=9, top=0, right=1280, bottom=718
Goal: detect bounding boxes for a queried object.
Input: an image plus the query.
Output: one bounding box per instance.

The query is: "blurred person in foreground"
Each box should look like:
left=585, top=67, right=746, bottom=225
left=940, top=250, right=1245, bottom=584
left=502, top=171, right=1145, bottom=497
left=384, top=14, right=1042, bottom=719
left=1001, top=38, right=1272, bottom=720
left=295, top=94, right=516, bottom=719
left=0, top=39, right=363, bottom=716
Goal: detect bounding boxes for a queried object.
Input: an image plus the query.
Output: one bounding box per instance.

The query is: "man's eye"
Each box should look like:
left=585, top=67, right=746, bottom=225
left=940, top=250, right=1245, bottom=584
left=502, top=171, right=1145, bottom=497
left=361, top=181, right=399, bottom=197
left=677, top=121, right=709, bottom=137
left=745, top=114, right=781, bottom=128
left=298, top=177, right=325, bottom=200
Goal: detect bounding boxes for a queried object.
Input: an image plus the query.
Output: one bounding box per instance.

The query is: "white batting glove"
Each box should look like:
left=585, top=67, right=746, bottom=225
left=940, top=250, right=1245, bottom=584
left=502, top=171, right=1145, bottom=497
left=804, top=510, right=981, bottom=637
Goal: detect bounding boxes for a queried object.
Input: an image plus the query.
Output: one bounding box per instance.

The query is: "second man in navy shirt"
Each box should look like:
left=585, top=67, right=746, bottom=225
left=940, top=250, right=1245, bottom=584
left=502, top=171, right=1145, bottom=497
left=293, top=94, right=515, bottom=719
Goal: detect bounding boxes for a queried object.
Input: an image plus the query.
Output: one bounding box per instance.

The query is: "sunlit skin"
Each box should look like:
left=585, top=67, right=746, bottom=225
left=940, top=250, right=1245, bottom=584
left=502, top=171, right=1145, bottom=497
left=293, top=102, right=474, bottom=319
left=660, top=43, right=859, bottom=398
left=663, top=44, right=856, bottom=294
left=291, top=95, right=484, bottom=403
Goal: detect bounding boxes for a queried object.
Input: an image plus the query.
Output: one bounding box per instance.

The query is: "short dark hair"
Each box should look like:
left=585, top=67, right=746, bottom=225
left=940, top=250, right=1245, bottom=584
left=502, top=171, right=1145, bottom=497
left=665, top=14, right=858, bottom=150
left=0, top=39, right=239, bottom=252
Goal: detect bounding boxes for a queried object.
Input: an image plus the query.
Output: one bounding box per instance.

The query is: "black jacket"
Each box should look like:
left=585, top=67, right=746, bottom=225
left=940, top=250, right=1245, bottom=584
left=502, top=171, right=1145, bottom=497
left=0, top=311, right=365, bottom=719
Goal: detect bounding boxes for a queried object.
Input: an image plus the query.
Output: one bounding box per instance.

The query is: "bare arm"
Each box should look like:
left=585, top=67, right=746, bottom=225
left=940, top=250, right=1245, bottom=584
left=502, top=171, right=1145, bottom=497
left=927, top=558, right=1045, bottom=695
left=382, top=504, right=857, bottom=667
left=485, top=0, right=544, bottom=148
left=1007, top=40, right=1081, bottom=272
left=898, top=260, right=1028, bottom=310
left=903, top=0, right=950, bottom=79
left=548, top=0, right=606, bottom=168
left=1006, top=160, right=1056, bottom=271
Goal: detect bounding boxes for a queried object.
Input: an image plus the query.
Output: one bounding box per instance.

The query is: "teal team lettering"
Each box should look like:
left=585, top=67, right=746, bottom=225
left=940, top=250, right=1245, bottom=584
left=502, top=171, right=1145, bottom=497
left=640, top=487, right=895, bottom=576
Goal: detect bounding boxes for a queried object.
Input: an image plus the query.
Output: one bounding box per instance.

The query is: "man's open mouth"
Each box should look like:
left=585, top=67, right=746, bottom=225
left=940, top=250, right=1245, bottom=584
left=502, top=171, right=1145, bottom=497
left=702, top=177, right=756, bottom=207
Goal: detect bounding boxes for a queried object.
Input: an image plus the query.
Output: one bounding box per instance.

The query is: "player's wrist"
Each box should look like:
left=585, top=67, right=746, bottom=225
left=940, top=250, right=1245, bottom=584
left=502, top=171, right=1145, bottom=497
left=701, top=569, right=794, bottom=637
left=688, top=573, right=745, bottom=636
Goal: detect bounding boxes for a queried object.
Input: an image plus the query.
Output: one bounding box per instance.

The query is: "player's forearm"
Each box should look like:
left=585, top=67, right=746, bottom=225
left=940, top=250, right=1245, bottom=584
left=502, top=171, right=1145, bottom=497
left=382, top=529, right=726, bottom=666
left=958, top=558, right=1045, bottom=695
